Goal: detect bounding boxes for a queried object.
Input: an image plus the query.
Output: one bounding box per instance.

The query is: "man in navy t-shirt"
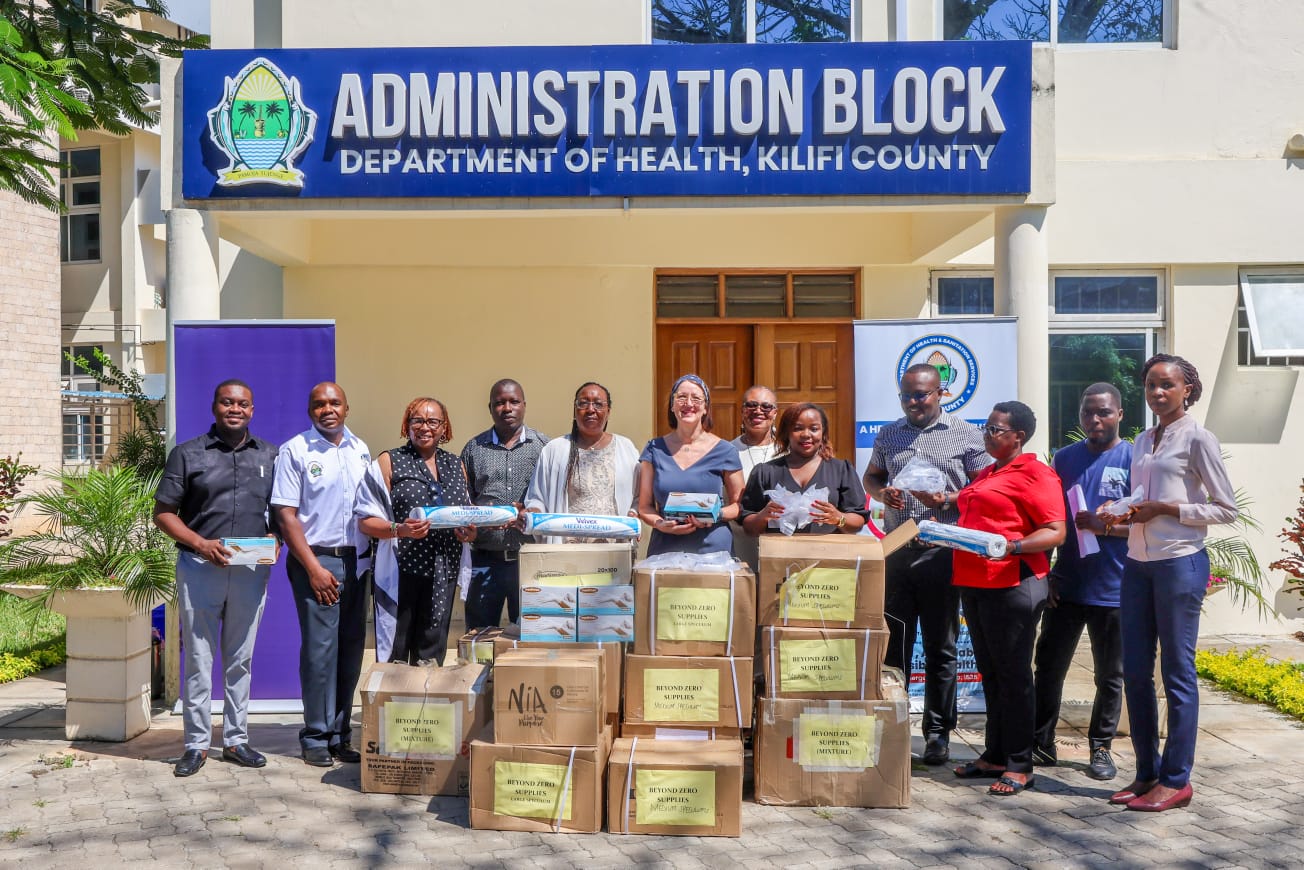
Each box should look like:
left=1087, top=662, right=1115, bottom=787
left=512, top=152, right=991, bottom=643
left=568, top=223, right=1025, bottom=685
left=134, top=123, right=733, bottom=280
left=1033, top=383, right=1132, bottom=781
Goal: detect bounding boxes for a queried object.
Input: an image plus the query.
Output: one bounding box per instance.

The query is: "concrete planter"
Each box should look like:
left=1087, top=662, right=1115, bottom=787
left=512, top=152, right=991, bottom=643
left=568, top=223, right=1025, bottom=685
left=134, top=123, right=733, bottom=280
left=1, top=584, right=163, bottom=742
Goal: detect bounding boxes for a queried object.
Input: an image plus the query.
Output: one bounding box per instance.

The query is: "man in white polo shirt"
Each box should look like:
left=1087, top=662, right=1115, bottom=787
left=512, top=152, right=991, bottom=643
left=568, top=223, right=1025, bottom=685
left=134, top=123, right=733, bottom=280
left=272, top=382, right=371, bottom=767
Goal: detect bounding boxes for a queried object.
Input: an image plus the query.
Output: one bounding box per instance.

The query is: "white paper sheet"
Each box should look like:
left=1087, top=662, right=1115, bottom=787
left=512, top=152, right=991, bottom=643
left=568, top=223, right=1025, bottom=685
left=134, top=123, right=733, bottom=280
left=1068, top=484, right=1100, bottom=556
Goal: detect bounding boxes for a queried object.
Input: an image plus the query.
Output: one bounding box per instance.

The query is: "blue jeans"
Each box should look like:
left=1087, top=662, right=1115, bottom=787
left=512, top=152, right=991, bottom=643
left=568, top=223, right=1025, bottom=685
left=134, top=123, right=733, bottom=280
left=463, top=549, right=520, bottom=629
left=1120, top=551, right=1208, bottom=789
left=286, top=552, right=366, bottom=751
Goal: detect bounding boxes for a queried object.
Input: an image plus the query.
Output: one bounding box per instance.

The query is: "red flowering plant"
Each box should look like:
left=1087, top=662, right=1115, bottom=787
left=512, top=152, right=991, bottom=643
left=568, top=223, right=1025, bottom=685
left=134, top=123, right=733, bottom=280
left=1269, top=480, right=1304, bottom=597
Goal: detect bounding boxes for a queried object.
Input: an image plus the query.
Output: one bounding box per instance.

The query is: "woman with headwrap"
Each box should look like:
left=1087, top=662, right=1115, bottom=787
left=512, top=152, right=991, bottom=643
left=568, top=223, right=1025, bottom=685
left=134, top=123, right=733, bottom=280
left=636, top=374, right=744, bottom=556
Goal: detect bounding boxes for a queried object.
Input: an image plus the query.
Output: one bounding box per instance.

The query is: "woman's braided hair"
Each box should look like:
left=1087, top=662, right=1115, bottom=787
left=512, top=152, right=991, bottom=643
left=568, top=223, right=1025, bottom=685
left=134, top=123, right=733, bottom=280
left=1141, top=354, right=1203, bottom=408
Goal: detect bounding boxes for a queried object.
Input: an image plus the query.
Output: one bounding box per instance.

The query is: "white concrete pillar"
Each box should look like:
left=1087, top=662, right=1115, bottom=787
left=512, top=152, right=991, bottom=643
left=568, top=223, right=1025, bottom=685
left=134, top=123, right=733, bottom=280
left=994, top=205, right=1050, bottom=456
left=163, top=206, right=220, bottom=707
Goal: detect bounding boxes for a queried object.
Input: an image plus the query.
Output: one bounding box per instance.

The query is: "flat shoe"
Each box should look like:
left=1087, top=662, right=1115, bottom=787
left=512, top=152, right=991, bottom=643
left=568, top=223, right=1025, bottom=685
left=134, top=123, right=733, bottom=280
left=1109, top=779, right=1158, bottom=805
left=221, top=743, right=267, bottom=768
left=1127, top=783, right=1193, bottom=812
left=330, top=742, right=361, bottom=763
left=173, top=749, right=206, bottom=777
left=302, top=746, right=334, bottom=767
left=954, top=761, right=1006, bottom=779
left=989, top=775, right=1035, bottom=796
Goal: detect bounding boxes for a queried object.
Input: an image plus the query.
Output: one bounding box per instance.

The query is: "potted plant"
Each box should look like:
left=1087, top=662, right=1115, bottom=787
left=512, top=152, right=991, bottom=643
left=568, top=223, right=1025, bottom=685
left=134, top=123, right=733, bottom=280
left=0, top=466, right=175, bottom=741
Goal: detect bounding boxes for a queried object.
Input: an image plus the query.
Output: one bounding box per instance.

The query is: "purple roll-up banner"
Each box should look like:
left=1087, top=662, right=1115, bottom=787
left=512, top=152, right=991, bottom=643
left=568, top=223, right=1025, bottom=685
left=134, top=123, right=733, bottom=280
left=173, top=320, right=335, bottom=709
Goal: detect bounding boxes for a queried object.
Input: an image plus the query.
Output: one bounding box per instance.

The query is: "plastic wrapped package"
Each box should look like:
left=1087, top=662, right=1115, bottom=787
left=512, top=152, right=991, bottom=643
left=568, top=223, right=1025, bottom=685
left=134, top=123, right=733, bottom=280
left=409, top=505, right=518, bottom=528
left=891, top=456, right=947, bottom=493
left=916, top=520, right=1008, bottom=559
left=634, top=550, right=747, bottom=573
left=762, top=484, right=830, bottom=536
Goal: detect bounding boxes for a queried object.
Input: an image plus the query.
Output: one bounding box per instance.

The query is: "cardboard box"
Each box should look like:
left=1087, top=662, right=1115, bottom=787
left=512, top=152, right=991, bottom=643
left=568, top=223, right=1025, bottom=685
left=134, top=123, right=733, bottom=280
left=577, top=612, right=635, bottom=643
left=494, top=637, right=624, bottom=717
left=756, top=526, right=915, bottom=628
left=221, top=536, right=277, bottom=566
left=607, top=737, right=743, bottom=837
left=493, top=648, right=605, bottom=746
left=359, top=662, right=491, bottom=796
left=519, top=613, right=577, bottom=642
left=457, top=627, right=504, bottom=665
left=662, top=491, right=722, bottom=522
left=753, top=688, right=912, bottom=808
left=519, top=542, right=633, bottom=587
left=577, top=584, right=635, bottom=615
left=469, top=720, right=615, bottom=834
left=619, top=723, right=743, bottom=741
left=520, top=584, right=580, bottom=615
left=632, top=567, right=755, bottom=657
left=760, top=626, right=888, bottom=701
left=623, top=655, right=753, bottom=730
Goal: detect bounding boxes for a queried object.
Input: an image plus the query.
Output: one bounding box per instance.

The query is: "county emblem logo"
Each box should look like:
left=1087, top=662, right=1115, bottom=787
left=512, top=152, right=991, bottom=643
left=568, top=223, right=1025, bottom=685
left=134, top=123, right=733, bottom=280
left=896, top=334, right=979, bottom=414
left=207, top=58, right=316, bottom=188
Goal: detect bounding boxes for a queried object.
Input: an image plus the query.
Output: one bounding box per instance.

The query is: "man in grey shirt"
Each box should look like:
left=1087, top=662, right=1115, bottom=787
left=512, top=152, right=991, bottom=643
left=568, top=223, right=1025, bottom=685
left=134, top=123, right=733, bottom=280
left=863, top=364, right=992, bottom=765
left=460, top=379, right=547, bottom=628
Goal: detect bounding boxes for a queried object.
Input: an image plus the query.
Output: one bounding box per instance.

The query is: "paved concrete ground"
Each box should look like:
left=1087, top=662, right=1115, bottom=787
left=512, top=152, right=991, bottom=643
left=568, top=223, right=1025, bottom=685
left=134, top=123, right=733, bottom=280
left=1, top=635, right=1301, bottom=869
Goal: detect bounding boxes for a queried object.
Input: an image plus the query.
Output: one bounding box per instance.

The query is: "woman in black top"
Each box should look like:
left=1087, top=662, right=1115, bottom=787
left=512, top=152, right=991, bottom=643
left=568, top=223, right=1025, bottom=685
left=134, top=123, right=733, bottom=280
left=358, top=397, right=475, bottom=665
left=740, top=403, right=869, bottom=536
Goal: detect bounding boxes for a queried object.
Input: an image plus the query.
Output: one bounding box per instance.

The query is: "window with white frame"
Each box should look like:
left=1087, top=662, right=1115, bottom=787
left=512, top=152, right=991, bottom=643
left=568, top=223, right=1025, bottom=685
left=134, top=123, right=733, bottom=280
left=943, top=0, right=1166, bottom=45
left=1237, top=270, right=1304, bottom=367
left=60, top=148, right=101, bottom=263
left=61, top=344, right=104, bottom=392
left=931, top=269, right=1162, bottom=444
left=651, top=0, right=851, bottom=43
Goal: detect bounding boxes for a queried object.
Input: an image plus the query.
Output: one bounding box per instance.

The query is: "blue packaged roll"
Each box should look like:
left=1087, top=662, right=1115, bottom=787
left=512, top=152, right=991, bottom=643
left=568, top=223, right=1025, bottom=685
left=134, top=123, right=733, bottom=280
left=916, top=520, right=1009, bottom=559
left=408, top=505, right=518, bottom=528
left=523, top=513, right=640, bottom=539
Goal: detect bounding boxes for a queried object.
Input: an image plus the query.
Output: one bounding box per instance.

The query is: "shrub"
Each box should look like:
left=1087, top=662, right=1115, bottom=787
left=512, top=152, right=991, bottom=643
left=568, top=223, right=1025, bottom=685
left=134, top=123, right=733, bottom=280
left=1196, top=648, right=1304, bottom=722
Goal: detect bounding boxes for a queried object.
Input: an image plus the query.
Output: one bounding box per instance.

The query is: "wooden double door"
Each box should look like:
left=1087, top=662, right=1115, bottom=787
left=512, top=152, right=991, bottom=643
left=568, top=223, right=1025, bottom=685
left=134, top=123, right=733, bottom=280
left=655, top=322, right=855, bottom=461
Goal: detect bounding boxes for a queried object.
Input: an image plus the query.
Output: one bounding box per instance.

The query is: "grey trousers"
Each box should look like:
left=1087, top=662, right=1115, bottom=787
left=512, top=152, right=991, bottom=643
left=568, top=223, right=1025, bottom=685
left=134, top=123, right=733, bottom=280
left=177, top=553, right=270, bottom=751
left=286, top=552, right=366, bottom=751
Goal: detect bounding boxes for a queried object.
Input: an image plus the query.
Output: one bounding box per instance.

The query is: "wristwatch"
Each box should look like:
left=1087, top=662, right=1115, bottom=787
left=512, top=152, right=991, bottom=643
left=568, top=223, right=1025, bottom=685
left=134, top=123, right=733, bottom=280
left=1011, top=538, right=1023, bottom=555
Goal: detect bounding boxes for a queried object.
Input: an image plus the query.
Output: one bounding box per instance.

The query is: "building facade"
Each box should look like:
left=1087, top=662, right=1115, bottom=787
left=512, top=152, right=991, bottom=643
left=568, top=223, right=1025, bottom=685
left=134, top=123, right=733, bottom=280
left=159, top=0, right=1304, bottom=633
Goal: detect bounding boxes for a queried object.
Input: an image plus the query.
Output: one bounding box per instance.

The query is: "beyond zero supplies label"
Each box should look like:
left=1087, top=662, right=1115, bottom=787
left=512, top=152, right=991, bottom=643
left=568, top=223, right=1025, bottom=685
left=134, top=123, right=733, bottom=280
left=493, top=761, right=573, bottom=821
left=796, top=713, right=877, bottom=770
left=380, top=699, right=460, bottom=759
left=635, top=769, right=717, bottom=826
left=657, top=587, right=731, bottom=642
left=780, top=566, right=858, bottom=622
left=779, top=638, right=858, bottom=693
left=645, top=669, right=720, bottom=722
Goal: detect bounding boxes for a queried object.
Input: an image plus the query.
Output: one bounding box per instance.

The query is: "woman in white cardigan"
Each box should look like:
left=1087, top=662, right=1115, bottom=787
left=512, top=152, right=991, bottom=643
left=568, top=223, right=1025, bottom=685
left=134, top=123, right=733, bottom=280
left=523, top=382, right=640, bottom=543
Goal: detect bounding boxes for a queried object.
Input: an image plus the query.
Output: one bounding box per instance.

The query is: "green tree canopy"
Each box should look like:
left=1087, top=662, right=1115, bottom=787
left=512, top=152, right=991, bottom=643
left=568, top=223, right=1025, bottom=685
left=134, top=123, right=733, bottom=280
left=0, top=0, right=205, bottom=211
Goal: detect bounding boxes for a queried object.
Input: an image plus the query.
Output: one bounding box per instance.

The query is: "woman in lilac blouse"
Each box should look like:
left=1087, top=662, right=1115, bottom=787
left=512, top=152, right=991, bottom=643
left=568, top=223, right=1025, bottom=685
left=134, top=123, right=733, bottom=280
left=1107, top=354, right=1237, bottom=813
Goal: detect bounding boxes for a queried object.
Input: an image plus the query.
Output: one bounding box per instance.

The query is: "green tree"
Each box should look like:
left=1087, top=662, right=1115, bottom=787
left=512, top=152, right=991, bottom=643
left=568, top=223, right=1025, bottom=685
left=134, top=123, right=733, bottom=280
left=0, top=1, right=205, bottom=211
left=264, top=100, right=284, bottom=136
left=237, top=100, right=258, bottom=137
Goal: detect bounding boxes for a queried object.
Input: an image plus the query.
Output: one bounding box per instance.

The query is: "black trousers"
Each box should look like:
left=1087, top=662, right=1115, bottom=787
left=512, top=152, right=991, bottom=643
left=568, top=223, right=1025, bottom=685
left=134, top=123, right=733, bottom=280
left=884, top=546, right=958, bottom=737
left=1033, top=599, right=1123, bottom=753
left=286, top=552, right=367, bottom=750
left=961, top=574, right=1048, bottom=775
left=392, top=570, right=456, bottom=666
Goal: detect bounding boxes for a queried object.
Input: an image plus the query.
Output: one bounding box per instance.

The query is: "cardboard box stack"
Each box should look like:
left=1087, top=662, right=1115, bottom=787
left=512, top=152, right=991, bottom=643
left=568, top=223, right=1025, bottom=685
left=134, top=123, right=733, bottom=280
left=359, top=662, right=490, bottom=796
left=752, top=527, right=916, bottom=809
left=470, top=543, right=633, bottom=833
left=606, top=559, right=754, bottom=837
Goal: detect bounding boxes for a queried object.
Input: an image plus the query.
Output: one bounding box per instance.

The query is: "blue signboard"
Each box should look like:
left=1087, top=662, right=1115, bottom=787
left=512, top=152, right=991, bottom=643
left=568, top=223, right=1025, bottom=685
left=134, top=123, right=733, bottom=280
left=181, top=42, right=1032, bottom=200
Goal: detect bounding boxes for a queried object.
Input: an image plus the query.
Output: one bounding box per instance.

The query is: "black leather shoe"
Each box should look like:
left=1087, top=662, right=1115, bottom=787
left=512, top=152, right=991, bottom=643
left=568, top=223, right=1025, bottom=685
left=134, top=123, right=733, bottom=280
left=922, top=733, right=950, bottom=765
left=302, top=746, right=334, bottom=767
left=221, top=743, right=267, bottom=768
left=330, top=742, right=361, bottom=763
left=1086, top=746, right=1117, bottom=781
left=173, top=749, right=206, bottom=777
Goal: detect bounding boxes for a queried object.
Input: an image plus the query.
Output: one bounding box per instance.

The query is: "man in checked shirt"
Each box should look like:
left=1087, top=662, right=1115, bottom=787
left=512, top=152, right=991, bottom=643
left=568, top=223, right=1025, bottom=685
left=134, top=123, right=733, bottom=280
left=460, top=379, right=548, bottom=628
left=863, top=363, right=993, bottom=766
